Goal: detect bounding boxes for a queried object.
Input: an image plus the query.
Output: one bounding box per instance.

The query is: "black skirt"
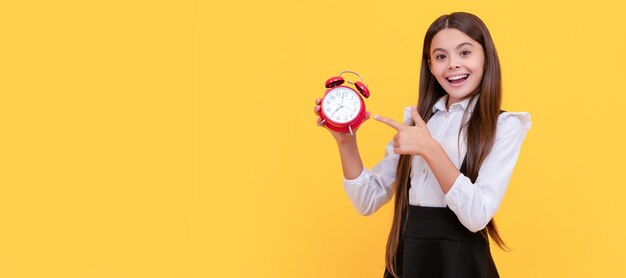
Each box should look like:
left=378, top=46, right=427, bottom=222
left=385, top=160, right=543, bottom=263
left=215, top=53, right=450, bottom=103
left=383, top=206, right=499, bottom=278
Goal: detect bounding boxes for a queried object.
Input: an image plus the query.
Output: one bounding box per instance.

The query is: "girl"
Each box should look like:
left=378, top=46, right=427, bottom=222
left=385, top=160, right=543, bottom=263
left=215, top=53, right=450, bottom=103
left=313, top=12, right=530, bottom=277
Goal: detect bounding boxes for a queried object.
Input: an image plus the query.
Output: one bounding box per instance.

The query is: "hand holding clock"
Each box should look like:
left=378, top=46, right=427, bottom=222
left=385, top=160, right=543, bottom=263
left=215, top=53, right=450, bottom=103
left=314, top=97, right=371, bottom=144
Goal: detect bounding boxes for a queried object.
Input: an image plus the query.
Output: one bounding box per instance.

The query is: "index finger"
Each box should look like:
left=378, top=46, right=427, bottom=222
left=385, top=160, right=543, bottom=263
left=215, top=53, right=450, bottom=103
left=374, top=115, right=404, bottom=130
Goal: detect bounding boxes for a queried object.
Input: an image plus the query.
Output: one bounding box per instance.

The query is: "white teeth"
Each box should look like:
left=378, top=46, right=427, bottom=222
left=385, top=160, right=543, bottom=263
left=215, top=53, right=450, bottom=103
left=447, top=74, right=468, bottom=81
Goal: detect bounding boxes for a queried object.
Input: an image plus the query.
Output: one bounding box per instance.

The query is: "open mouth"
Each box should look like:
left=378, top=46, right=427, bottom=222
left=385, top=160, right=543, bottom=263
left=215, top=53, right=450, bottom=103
left=446, top=74, right=469, bottom=84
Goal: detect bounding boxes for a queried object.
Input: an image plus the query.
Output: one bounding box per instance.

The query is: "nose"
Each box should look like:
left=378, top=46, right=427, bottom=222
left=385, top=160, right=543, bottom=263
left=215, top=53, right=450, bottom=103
left=448, top=57, right=460, bottom=69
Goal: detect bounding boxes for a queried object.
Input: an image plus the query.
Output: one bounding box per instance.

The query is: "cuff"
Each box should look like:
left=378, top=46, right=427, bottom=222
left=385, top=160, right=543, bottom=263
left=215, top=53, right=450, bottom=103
left=444, top=173, right=473, bottom=210
left=343, top=168, right=369, bottom=187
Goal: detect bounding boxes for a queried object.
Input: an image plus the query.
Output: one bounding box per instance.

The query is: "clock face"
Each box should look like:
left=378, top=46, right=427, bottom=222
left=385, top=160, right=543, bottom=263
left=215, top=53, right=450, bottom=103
left=322, top=87, right=362, bottom=124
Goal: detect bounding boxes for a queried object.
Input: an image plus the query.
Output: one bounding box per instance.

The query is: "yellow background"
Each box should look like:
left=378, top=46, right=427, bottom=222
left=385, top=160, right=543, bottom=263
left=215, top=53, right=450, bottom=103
left=1, top=0, right=625, bottom=277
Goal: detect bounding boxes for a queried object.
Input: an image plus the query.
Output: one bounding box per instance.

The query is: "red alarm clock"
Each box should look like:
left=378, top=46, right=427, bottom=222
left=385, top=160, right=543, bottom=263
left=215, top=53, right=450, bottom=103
left=318, top=70, right=370, bottom=135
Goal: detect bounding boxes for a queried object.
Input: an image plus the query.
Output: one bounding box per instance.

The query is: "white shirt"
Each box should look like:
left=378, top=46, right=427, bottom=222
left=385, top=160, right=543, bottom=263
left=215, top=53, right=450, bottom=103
left=343, top=95, right=531, bottom=232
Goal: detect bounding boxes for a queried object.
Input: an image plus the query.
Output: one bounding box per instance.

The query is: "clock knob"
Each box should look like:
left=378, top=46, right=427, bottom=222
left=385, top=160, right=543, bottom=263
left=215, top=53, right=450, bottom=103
left=355, top=81, right=370, bottom=98
left=325, top=76, right=344, bottom=88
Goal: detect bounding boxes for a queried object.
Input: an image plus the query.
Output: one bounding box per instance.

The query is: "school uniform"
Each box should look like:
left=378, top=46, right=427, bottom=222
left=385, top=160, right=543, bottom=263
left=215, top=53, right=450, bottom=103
left=343, top=95, right=531, bottom=277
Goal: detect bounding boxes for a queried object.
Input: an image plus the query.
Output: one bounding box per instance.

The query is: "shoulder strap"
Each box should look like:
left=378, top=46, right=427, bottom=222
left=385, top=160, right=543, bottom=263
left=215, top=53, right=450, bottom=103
left=459, top=110, right=506, bottom=176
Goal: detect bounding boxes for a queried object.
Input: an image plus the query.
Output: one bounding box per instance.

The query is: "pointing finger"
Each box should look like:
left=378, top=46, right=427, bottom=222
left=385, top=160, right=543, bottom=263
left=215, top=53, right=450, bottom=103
left=374, top=115, right=403, bottom=130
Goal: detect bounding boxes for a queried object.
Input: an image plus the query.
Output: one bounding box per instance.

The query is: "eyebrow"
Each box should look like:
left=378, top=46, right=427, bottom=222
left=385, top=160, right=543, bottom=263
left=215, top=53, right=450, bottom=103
left=432, top=42, right=474, bottom=54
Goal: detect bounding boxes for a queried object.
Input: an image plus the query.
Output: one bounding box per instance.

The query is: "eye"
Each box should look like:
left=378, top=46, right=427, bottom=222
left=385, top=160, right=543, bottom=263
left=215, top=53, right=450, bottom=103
left=435, top=54, right=446, bottom=60
left=460, top=50, right=471, bottom=56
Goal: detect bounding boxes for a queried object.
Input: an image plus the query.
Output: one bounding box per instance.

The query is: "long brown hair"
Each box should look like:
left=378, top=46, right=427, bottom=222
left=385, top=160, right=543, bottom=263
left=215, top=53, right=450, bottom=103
left=385, top=12, right=507, bottom=277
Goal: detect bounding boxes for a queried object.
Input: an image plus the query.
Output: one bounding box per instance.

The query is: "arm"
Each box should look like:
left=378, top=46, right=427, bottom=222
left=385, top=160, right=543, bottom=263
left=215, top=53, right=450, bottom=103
left=375, top=106, right=531, bottom=232
left=336, top=136, right=365, bottom=180
left=442, top=113, right=531, bottom=232
left=314, top=98, right=397, bottom=215
left=342, top=139, right=399, bottom=216
left=422, top=141, right=460, bottom=194
left=314, top=97, right=367, bottom=179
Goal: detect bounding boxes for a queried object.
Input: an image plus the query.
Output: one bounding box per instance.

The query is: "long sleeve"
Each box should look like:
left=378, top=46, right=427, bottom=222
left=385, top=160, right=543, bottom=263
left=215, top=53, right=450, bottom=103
left=343, top=139, right=399, bottom=216
left=445, top=112, right=531, bottom=232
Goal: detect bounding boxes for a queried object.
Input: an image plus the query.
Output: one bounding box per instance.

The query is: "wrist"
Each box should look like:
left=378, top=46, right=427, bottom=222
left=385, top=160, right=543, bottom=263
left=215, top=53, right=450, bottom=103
left=422, top=138, right=441, bottom=161
left=335, top=134, right=357, bottom=145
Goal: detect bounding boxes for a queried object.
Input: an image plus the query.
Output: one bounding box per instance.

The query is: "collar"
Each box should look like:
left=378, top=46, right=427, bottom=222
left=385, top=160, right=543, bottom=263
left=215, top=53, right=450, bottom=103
left=432, top=95, right=478, bottom=113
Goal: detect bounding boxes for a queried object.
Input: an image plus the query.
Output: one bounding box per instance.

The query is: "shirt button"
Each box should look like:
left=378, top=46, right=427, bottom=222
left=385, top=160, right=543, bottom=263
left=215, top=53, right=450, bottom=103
left=422, top=169, right=427, bottom=174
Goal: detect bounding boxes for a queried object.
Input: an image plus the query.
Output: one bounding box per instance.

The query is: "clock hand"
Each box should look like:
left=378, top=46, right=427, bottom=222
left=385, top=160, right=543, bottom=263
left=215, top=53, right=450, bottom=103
left=330, top=105, right=342, bottom=117
left=337, top=102, right=356, bottom=111
left=341, top=106, right=356, bottom=112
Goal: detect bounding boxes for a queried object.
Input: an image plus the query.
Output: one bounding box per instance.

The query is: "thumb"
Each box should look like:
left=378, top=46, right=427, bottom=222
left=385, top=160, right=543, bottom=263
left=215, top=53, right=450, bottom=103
left=411, top=105, right=426, bottom=127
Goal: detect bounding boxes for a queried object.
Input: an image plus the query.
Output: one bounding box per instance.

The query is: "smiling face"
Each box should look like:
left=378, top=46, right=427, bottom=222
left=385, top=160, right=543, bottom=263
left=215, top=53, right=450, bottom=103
left=428, top=28, right=485, bottom=107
